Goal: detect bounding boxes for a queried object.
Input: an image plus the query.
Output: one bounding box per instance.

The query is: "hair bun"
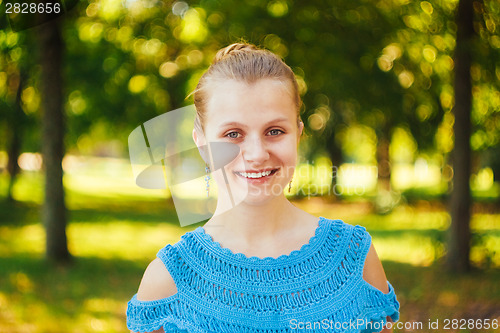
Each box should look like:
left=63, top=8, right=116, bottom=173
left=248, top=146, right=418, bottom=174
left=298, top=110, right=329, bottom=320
left=213, top=43, right=258, bottom=64
left=193, top=41, right=301, bottom=132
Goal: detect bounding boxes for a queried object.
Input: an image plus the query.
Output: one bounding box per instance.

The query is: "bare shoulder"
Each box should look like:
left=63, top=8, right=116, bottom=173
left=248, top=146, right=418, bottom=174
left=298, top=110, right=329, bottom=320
left=362, top=242, right=390, bottom=294
left=136, top=258, right=178, bottom=301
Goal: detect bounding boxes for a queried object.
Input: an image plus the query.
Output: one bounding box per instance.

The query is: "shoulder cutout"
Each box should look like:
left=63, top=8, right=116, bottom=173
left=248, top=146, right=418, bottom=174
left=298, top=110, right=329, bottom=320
left=362, top=242, right=390, bottom=294
left=136, top=258, right=178, bottom=301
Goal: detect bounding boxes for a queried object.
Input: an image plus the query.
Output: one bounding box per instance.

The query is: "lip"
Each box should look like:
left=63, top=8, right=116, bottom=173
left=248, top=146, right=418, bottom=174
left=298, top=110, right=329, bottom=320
left=234, top=168, right=277, bottom=173
left=233, top=168, right=280, bottom=183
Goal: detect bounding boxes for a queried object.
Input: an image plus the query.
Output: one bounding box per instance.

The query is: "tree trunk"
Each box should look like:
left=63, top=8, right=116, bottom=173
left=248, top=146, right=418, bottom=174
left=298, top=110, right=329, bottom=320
left=446, top=0, right=474, bottom=273
left=376, top=135, right=391, bottom=192
left=6, top=71, right=27, bottom=202
left=38, top=18, right=71, bottom=263
left=375, top=128, right=396, bottom=214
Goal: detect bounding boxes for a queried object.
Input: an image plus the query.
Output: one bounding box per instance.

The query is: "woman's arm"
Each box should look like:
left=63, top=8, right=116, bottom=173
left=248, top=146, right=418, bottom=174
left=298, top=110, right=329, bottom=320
left=362, top=243, right=393, bottom=333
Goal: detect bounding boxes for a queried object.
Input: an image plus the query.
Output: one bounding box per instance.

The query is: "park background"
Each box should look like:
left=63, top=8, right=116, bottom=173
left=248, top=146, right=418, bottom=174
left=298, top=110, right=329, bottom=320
left=1, top=0, right=499, bottom=332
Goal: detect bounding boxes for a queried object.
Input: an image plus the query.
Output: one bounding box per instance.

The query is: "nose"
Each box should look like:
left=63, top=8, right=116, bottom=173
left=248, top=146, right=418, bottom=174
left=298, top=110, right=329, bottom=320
left=241, top=136, right=269, bottom=164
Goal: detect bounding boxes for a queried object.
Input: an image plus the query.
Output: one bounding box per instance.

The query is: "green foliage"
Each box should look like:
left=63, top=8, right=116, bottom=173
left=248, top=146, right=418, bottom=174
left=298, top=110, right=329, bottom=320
left=1, top=0, right=499, bottom=174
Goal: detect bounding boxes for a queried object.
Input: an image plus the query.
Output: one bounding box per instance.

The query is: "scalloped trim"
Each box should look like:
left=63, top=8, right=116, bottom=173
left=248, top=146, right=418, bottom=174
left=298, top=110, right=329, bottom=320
left=127, top=314, right=196, bottom=333
left=193, top=216, right=331, bottom=263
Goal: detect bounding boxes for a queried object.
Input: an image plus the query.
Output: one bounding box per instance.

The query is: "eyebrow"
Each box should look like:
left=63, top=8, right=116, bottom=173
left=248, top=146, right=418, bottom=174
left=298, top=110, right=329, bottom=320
left=218, top=116, right=290, bottom=129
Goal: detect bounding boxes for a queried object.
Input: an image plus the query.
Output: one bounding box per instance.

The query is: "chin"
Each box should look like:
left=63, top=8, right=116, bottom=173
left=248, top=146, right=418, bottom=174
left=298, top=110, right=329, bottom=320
left=240, top=185, right=287, bottom=205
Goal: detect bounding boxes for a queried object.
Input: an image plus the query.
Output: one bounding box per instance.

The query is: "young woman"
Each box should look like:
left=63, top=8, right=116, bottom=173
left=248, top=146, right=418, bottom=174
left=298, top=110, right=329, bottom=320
left=127, top=43, right=400, bottom=333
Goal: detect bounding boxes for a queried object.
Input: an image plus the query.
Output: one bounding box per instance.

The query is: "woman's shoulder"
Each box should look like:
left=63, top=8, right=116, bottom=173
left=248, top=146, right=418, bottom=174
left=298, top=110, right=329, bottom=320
left=135, top=228, right=201, bottom=302
left=136, top=257, right=178, bottom=301
left=320, top=217, right=390, bottom=294
left=319, top=216, right=370, bottom=236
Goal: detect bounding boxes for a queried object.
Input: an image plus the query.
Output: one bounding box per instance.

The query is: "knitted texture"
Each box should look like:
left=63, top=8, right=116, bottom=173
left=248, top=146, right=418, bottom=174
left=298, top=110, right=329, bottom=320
left=127, top=217, right=400, bottom=333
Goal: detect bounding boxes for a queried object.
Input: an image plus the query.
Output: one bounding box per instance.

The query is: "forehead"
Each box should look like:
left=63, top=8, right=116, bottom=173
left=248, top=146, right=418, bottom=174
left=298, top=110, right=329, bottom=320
left=204, top=79, right=296, bottom=128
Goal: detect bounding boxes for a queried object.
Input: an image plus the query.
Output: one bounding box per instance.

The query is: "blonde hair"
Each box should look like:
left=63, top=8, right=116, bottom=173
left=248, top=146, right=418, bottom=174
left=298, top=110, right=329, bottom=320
left=192, top=42, right=301, bottom=133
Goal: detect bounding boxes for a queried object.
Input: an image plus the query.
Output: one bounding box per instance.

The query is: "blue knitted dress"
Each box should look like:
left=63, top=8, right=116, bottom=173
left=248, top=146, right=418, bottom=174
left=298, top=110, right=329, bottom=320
left=127, top=217, right=400, bottom=333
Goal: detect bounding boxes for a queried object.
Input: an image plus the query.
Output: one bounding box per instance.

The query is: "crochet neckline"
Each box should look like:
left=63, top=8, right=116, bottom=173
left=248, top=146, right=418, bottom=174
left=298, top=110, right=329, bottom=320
left=193, top=216, right=327, bottom=263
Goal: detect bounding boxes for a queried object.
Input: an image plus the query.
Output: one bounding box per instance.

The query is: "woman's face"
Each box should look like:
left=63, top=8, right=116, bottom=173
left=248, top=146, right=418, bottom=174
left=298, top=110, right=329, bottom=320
left=196, top=78, right=303, bottom=206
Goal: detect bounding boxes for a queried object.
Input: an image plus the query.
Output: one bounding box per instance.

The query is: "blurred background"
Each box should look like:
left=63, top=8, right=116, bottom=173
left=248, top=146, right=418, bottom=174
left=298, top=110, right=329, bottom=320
left=0, top=0, right=499, bottom=332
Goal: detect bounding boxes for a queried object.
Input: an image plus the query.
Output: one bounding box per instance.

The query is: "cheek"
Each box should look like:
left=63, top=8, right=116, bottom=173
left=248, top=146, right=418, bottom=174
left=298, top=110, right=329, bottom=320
left=274, top=139, right=298, bottom=163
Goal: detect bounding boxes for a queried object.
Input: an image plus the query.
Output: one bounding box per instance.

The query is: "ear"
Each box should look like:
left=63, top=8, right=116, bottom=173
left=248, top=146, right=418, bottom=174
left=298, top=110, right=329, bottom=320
left=193, top=128, right=210, bottom=164
left=192, top=128, right=206, bottom=147
left=297, top=121, right=304, bottom=141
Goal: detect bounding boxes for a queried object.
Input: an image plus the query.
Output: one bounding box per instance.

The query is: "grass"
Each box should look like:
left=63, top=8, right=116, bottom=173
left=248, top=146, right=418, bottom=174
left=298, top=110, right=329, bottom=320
left=0, top=168, right=499, bottom=333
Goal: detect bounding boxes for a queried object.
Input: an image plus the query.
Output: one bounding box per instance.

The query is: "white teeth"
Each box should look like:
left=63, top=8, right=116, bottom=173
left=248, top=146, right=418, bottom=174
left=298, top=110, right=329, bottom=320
left=238, top=170, right=273, bottom=178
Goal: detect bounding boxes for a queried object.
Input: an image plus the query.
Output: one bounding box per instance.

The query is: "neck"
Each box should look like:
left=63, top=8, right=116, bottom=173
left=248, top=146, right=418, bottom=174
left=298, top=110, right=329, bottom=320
left=206, top=194, right=299, bottom=245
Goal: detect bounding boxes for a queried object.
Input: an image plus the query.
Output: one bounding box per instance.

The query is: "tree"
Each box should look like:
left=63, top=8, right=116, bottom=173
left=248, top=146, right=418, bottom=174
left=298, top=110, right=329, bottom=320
left=38, top=17, right=71, bottom=263
left=446, top=0, right=474, bottom=273
left=5, top=68, right=27, bottom=201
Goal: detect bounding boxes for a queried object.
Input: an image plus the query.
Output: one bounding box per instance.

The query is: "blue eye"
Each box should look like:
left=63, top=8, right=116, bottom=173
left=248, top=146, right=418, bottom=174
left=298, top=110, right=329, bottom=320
left=226, top=131, right=240, bottom=139
left=268, top=129, right=284, bottom=136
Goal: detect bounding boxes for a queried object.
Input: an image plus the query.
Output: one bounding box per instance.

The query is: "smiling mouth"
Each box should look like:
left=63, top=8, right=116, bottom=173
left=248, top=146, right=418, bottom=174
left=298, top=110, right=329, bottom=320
left=234, top=169, right=279, bottom=179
